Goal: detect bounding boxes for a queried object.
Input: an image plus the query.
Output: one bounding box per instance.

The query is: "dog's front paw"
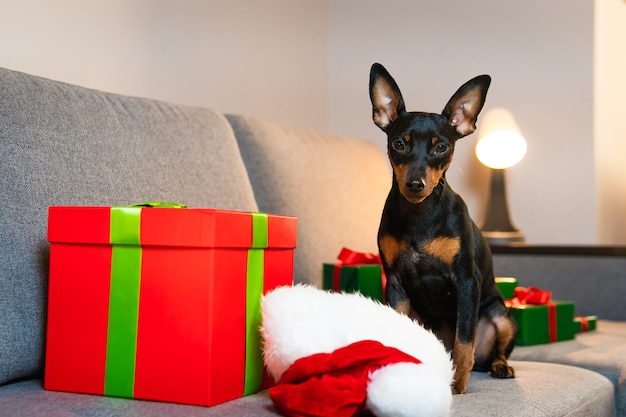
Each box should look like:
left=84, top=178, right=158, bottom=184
left=452, top=383, right=466, bottom=395
left=452, top=374, right=469, bottom=394
left=489, top=361, right=515, bottom=379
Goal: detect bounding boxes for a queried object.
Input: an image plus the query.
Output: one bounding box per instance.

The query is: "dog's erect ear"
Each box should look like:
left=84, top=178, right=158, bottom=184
left=369, top=63, right=407, bottom=131
left=442, top=75, right=491, bottom=137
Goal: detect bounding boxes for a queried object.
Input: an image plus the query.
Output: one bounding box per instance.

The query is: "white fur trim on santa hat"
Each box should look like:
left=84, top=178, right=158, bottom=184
left=367, top=362, right=452, bottom=417
left=261, top=284, right=453, bottom=384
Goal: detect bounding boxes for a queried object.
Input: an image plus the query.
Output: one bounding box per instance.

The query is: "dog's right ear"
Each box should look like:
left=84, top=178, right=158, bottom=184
left=369, top=63, right=406, bottom=131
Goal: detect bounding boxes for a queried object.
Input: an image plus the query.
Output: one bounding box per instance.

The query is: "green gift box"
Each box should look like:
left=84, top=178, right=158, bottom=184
left=323, top=248, right=385, bottom=302
left=495, top=277, right=518, bottom=299
left=323, top=263, right=384, bottom=302
left=573, top=315, right=598, bottom=333
left=508, top=301, right=576, bottom=346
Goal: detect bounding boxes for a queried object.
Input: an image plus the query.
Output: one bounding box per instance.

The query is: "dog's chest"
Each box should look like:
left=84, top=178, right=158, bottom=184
left=379, top=234, right=461, bottom=269
left=420, top=236, right=461, bottom=265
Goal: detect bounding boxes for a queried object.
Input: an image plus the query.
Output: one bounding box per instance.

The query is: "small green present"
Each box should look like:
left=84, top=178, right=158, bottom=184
left=323, top=248, right=385, bottom=302
left=495, top=277, right=518, bottom=299
left=323, top=263, right=384, bottom=302
left=508, top=300, right=576, bottom=346
left=573, top=315, right=598, bottom=333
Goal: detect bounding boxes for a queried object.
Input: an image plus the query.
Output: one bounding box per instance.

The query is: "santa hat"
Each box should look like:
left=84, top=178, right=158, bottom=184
left=261, top=285, right=454, bottom=417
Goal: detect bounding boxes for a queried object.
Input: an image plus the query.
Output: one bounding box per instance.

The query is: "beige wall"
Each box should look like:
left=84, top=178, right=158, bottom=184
left=328, top=0, right=595, bottom=245
left=3, top=0, right=622, bottom=244
left=594, top=0, right=626, bottom=244
left=0, top=0, right=329, bottom=131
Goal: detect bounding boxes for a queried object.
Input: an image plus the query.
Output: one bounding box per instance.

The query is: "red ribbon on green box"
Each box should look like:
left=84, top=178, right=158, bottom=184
left=103, top=205, right=269, bottom=398
left=332, top=248, right=384, bottom=291
left=574, top=315, right=597, bottom=333
left=506, top=286, right=556, bottom=342
left=505, top=287, right=574, bottom=344
left=325, top=248, right=387, bottom=303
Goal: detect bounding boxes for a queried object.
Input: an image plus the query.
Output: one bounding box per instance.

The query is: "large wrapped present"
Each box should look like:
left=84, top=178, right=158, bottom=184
left=323, top=248, right=386, bottom=302
left=45, top=204, right=297, bottom=406
left=506, top=286, right=575, bottom=346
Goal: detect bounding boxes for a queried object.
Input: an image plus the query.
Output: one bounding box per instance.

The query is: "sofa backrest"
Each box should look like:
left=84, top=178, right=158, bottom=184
left=0, top=67, right=258, bottom=385
left=494, top=250, right=626, bottom=320
left=227, top=114, right=390, bottom=287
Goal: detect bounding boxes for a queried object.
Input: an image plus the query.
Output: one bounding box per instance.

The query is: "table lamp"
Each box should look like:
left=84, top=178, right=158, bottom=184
left=475, top=107, right=527, bottom=245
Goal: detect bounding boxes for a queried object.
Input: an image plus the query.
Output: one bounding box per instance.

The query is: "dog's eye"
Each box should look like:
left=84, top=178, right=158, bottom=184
left=434, top=143, right=449, bottom=154
left=392, top=139, right=407, bottom=152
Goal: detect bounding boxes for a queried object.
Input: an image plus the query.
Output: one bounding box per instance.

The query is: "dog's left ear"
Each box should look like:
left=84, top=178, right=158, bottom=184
left=442, top=75, right=491, bottom=137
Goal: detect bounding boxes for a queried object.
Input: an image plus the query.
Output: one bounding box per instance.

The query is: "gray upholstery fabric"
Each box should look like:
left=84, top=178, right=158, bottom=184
left=512, top=320, right=626, bottom=415
left=0, top=379, right=277, bottom=417
left=452, top=361, right=615, bottom=416
left=495, top=254, right=626, bottom=413
left=0, top=67, right=258, bottom=385
left=226, top=114, right=390, bottom=287
left=0, top=361, right=615, bottom=416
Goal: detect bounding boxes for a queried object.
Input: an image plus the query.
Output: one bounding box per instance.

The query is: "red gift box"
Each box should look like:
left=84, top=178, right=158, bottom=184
left=44, top=205, right=296, bottom=407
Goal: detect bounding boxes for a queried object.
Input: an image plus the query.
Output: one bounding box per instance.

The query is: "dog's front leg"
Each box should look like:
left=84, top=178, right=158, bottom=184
left=384, top=272, right=413, bottom=317
left=451, top=265, right=479, bottom=394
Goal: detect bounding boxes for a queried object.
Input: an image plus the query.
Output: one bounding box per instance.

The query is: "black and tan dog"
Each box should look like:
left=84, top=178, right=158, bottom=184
left=370, top=63, right=517, bottom=394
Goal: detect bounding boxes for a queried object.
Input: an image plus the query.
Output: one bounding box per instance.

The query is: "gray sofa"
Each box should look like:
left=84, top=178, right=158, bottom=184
left=0, top=66, right=623, bottom=416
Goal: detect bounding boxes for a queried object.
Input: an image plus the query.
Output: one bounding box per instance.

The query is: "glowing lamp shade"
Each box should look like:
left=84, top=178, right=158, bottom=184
left=475, top=108, right=527, bottom=169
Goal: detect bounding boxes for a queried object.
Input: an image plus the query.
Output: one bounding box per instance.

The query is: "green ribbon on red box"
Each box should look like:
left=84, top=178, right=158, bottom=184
left=103, top=204, right=268, bottom=398
left=244, top=212, right=268, bottom=395
left=506, top=286, right=557, bottom=342
left=105, top=205, right=143, bottom=398
left=332, top=247, right=387, bottom=302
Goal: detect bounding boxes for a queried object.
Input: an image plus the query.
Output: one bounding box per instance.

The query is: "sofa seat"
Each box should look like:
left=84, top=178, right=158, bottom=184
left=494, top=250, right=626, bottom=415
left=512, top=320, right=626, bottom=415
left=0, top=361, right=615, bottom=417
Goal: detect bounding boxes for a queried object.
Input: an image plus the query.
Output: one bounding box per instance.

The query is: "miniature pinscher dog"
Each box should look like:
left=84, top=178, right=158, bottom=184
left=370, top=63, right=517, bottom=394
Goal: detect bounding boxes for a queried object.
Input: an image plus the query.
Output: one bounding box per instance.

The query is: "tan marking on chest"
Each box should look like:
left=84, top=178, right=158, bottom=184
left=422, top=236, right=461, bottom=265
left=379, top=234, right=408, bottom=267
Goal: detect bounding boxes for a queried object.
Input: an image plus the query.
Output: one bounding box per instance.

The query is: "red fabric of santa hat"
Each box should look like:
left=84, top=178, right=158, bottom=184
left=269, top=339, right=422, bottom=417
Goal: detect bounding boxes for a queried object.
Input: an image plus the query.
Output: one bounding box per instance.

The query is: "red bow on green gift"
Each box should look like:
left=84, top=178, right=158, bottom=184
left=337, top=247, right=381, bottom=266
left=506, top=286, right=558, bottom=343
left=332, top=248, right=387, bottom=302
left=506, top=286, right=552, bottom=308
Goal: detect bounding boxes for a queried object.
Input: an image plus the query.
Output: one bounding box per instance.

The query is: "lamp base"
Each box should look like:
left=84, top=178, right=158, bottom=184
left=481, top=229, right=525, bottom=246
left=480, top=169, right=525, bottom=246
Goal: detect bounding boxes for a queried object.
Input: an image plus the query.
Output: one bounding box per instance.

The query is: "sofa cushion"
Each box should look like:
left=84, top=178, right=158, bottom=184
left=0, top=67, right=258, bottom=385
left=226, top=114, right=390, bottom=286
left=511, top=320, right=626, bottom=415
left=0, top=361, right=615, bottom=416
left=452, top=361, right=615, bottom=416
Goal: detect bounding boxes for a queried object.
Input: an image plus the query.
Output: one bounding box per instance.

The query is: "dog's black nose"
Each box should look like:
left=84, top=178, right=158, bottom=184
left=406, top=179, right=425, bottom=192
